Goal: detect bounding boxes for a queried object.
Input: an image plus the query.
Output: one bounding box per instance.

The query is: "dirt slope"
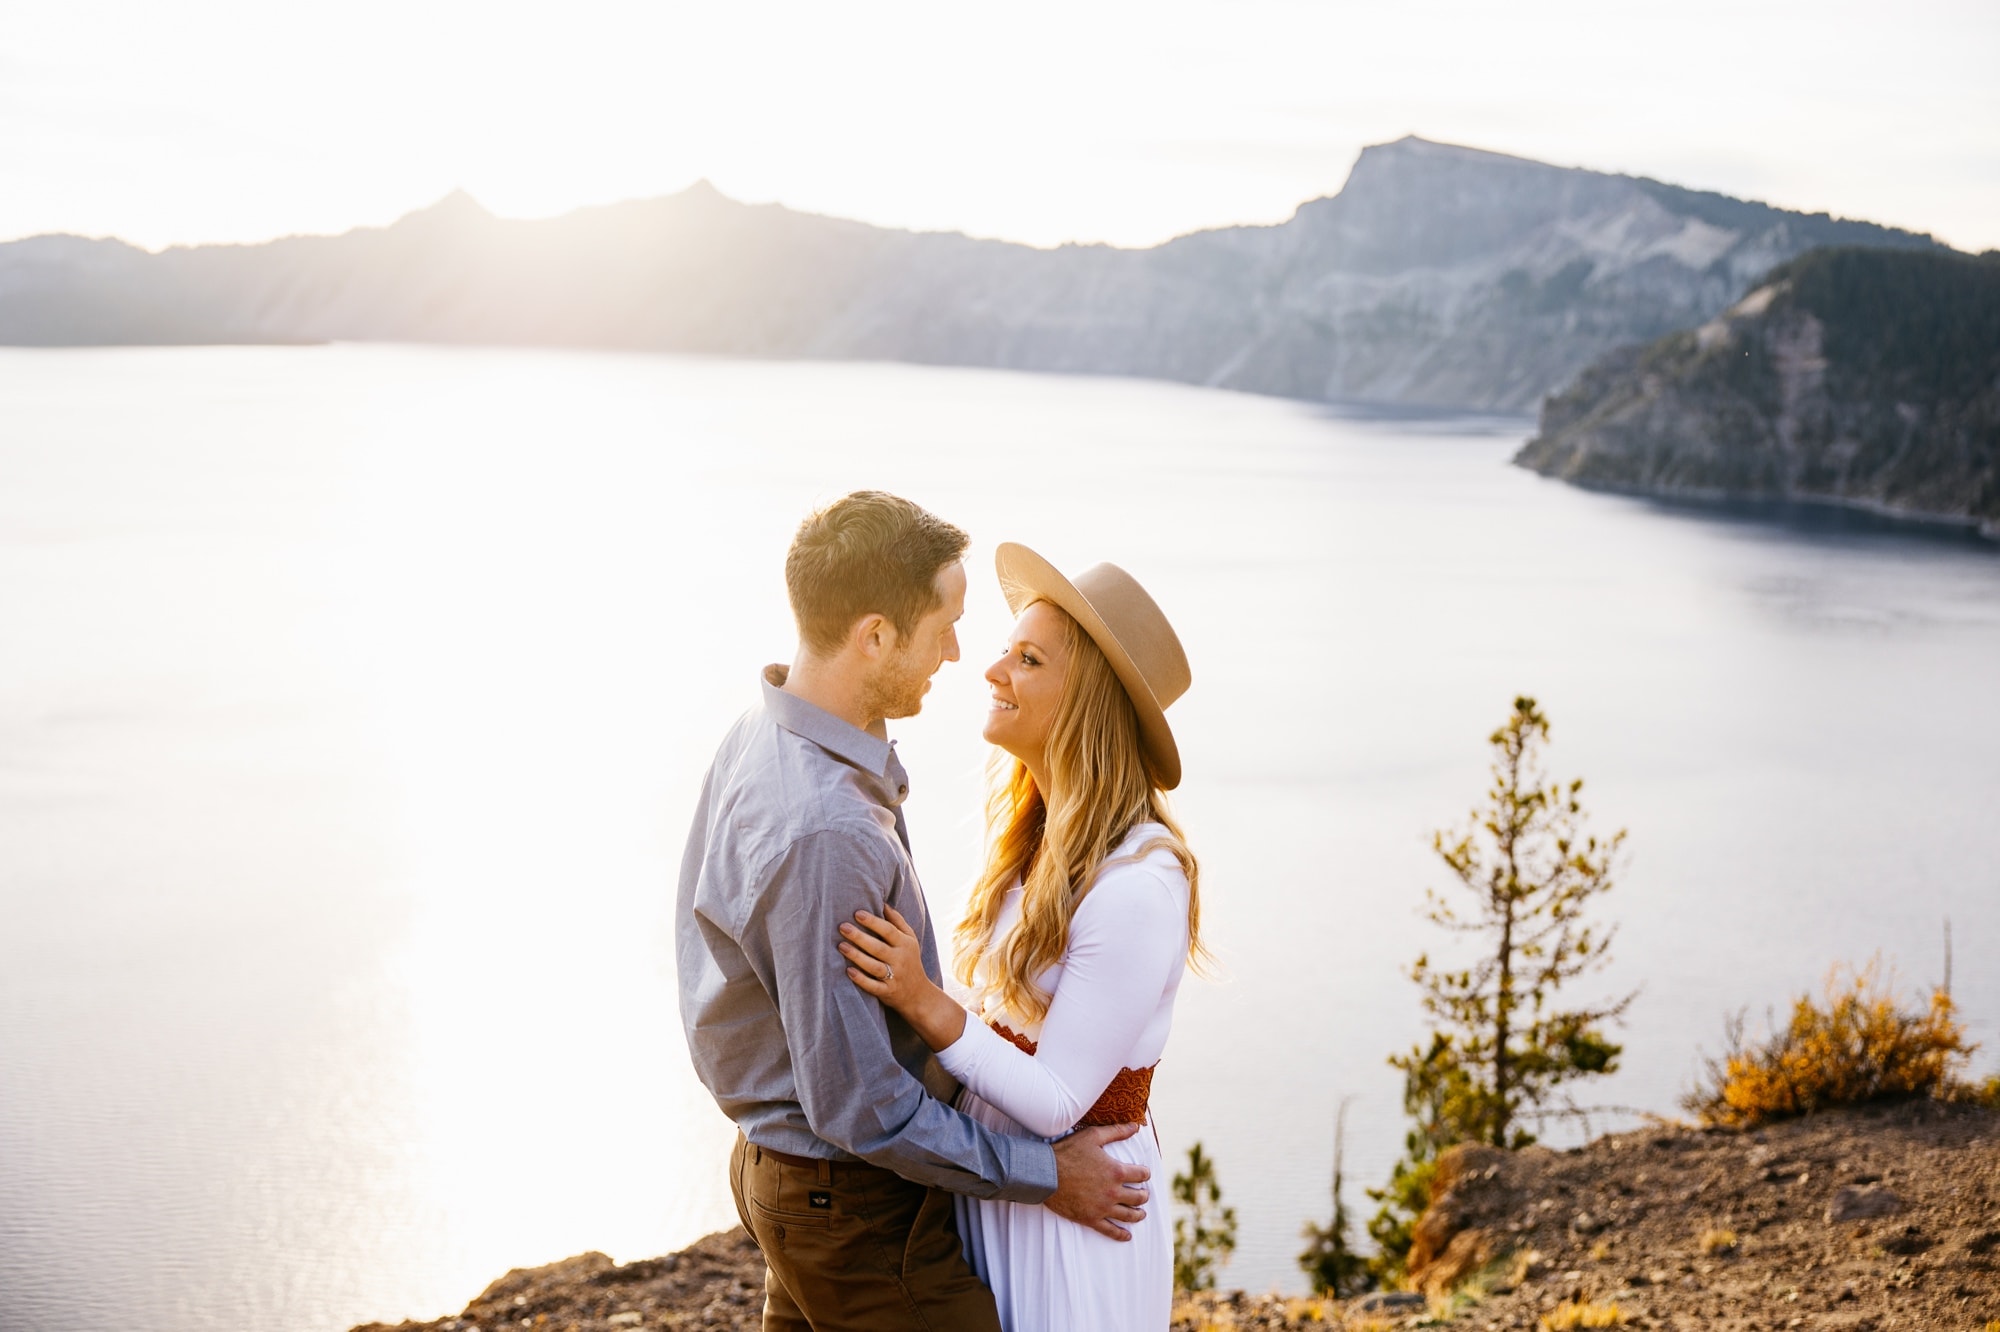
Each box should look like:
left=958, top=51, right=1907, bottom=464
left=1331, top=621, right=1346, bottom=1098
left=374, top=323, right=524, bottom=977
left=353, top=1102, right=1998, bottom=1332
left=1175, top=1100, right=1999, bottom=1330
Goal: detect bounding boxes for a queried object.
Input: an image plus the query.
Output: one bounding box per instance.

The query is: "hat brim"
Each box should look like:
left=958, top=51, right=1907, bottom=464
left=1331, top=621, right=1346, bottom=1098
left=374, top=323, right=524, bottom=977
left=994, top=542, right=1182, bottom=790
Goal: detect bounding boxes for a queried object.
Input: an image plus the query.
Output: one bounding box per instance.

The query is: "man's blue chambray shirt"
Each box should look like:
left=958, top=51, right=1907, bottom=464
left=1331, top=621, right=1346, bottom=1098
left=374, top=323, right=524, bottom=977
left=675, top=666, right=1058, bottom=1202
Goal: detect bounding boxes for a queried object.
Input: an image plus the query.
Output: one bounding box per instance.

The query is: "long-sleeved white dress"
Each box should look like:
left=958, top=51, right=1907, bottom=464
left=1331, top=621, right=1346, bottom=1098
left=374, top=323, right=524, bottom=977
left=934, top=822, right=1190, bottom=1332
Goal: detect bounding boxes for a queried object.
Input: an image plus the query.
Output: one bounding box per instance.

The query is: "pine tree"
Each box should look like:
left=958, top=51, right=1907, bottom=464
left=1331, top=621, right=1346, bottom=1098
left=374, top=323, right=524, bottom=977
left=1369, top=696, right=1631, bottom=1280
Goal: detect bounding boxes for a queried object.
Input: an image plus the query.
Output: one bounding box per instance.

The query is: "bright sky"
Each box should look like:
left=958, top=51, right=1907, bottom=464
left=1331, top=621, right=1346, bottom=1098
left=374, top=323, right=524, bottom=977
left=6, top=0, right=1998, bottom=254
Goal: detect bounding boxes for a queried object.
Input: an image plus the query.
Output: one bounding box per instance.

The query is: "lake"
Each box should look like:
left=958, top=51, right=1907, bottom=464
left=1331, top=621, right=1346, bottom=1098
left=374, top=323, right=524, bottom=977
left=1, top=344, right=1995, bottom=1330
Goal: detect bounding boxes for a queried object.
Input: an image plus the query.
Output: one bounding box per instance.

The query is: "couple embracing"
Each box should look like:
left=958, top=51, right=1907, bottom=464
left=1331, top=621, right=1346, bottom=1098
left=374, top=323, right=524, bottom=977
left=676, top=490, right=1205, bottom=1331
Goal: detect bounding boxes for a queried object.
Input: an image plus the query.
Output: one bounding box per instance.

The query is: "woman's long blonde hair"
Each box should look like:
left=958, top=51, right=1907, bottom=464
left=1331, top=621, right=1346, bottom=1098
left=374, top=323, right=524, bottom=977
left=952, top=602, right=1208, bottom=1026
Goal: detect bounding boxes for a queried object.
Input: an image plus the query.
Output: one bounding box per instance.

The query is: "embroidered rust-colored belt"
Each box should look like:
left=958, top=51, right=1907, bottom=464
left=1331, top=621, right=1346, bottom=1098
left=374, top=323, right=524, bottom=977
left=989, top=1021, right=1155, bottom=1128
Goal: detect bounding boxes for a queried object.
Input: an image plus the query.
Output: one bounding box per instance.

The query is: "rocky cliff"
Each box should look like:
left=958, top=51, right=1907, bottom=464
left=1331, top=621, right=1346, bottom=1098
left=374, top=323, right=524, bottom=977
left=1514, top=247, right=2000, bottom=537
left=0, top=138, right=1941, bottom=411
left=349, top=1102, right=1999, bottom=1332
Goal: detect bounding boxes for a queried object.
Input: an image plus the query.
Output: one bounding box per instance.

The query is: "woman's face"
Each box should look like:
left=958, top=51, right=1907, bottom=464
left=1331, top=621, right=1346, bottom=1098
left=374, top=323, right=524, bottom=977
left=983, top=600, right=1070, bottom=771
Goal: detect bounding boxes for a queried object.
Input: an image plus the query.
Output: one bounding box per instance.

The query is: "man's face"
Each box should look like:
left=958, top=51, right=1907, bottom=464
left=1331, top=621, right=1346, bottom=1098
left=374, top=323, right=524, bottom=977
left=864, top=561, right=967, bottom=721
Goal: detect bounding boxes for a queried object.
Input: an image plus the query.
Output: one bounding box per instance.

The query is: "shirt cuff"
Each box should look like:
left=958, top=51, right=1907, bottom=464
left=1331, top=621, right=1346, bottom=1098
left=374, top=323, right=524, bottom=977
left=995, top=1136, right=1059, bottom=1203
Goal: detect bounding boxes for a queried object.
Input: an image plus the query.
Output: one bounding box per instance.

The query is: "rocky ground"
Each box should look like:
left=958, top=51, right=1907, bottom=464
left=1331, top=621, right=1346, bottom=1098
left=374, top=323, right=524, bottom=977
left=1173, top=1099, right=2000, bottom=1331
left=351, top=1230, right=768, bottom=1332
left=354, top=1101, right=1998, bottom=1332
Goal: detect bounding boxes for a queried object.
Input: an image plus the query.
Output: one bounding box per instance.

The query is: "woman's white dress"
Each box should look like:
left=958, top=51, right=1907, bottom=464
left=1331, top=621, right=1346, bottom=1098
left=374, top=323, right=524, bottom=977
left=933, top=823, right=1190, bottom=1332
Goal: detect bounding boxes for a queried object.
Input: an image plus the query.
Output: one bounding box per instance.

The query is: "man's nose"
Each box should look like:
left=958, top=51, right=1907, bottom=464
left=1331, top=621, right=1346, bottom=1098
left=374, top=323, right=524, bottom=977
left=942, top=628, right=960, bottom=663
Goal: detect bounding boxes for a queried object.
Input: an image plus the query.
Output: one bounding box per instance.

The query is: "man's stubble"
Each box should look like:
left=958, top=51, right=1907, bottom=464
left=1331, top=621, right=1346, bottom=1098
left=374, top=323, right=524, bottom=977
left=861, top=642, right=935, bottom=723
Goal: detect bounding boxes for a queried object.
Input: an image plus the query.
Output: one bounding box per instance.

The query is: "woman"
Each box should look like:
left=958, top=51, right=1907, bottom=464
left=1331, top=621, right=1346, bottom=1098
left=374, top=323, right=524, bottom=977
left=837, top=542, right=1205, bottom=1331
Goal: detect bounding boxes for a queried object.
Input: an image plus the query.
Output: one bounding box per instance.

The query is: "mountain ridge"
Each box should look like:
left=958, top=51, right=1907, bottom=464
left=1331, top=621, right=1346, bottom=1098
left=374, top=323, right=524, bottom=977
left=1514, top=246, right=2000, bottom=538
left=0, top=137, right=1947, bottom=412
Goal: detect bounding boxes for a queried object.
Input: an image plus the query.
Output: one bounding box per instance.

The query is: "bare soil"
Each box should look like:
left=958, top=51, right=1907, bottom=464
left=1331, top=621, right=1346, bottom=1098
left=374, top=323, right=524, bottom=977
left=352, top=1101, right=1999, bottom=1332
left=349, top=1229, right=766, bottom=1332
left=1174, top=1099, right=2000, bottom=1331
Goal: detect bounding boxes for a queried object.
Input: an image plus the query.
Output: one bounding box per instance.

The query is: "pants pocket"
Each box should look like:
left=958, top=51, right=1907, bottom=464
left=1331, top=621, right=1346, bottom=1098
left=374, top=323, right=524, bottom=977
left=900, top=1186, right=962, bottom=1283
left=749, top=1195, right=835, bottom=1234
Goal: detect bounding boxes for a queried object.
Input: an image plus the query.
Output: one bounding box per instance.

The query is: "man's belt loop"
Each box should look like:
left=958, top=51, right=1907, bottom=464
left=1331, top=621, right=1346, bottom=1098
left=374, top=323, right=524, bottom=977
left=817, top=1158, right=832, bottom=1186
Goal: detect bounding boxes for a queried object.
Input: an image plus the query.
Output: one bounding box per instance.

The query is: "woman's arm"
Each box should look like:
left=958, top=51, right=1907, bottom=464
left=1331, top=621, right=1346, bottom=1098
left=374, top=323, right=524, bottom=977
left=847, top=862, right=1187, bottom=1138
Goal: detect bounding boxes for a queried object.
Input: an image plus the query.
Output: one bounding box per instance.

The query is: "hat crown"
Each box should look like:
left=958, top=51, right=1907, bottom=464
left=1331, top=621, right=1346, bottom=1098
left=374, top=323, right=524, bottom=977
left=1067, top=562, right=1190, bottom=709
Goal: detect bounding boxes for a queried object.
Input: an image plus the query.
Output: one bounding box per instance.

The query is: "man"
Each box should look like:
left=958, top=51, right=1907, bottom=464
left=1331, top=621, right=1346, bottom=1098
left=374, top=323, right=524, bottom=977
left=677, top=491, right=1150, bottom=1331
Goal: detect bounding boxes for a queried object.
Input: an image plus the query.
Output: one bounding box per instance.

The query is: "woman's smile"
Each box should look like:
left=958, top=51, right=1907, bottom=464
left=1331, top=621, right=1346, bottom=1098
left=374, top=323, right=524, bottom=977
left=981, top=601, right=1070, bottom=766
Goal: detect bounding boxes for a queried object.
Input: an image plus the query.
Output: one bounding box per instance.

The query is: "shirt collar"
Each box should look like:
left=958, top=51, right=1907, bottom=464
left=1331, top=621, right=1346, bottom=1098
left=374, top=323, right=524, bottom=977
left=760, top=664, right=900, bottom=780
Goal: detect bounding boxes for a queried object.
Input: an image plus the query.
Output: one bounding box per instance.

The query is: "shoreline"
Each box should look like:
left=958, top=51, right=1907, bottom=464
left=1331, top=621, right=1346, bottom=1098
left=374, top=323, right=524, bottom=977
left=1518, top=469, right=2000, bottom=547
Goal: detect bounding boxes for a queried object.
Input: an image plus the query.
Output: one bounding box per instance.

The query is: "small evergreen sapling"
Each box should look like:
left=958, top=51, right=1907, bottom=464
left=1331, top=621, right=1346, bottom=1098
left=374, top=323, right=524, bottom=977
left=1171, top=1141, right=1237, bottom=1292
left=1298, top=1097, right=1369, bottom=1297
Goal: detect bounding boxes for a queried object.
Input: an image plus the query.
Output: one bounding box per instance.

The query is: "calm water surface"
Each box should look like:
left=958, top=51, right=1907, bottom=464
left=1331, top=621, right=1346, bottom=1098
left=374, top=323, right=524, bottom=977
left=2, top=345, right=1996, bottom=1330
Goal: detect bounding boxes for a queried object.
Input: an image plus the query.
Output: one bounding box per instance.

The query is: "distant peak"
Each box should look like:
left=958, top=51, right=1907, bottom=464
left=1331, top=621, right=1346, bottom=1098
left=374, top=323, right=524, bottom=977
left=429, top=188, right=491, bottom=215
left=1360, top=136, right=1551, bottom=169
left=674, top=177, right=737, bottom=206
left=391, top=190, right=493, bottom=231
left=0, top=232, right=146, bottom=255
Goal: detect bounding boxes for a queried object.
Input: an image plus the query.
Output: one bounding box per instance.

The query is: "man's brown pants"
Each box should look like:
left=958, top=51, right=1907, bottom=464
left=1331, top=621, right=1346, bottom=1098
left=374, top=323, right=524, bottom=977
left=729, top=1134, right=1004, bottom=1332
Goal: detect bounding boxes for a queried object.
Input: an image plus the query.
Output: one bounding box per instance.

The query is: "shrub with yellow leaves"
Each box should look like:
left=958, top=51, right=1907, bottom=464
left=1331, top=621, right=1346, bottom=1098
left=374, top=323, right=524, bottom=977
left=1541, top=1299, right=1625, bottom=1330
left=1683, top=960, right=1977, bottom=1129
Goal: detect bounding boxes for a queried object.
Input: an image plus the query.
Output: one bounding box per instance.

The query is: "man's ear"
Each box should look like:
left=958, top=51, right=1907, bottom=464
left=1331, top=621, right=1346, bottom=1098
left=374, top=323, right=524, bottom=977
left=851, top=611, right=893, bottom=660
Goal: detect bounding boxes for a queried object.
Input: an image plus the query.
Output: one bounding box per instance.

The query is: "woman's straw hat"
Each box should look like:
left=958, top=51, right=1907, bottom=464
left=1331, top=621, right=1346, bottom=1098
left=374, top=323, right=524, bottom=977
left=994, top=542, right=1191, bottom=790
